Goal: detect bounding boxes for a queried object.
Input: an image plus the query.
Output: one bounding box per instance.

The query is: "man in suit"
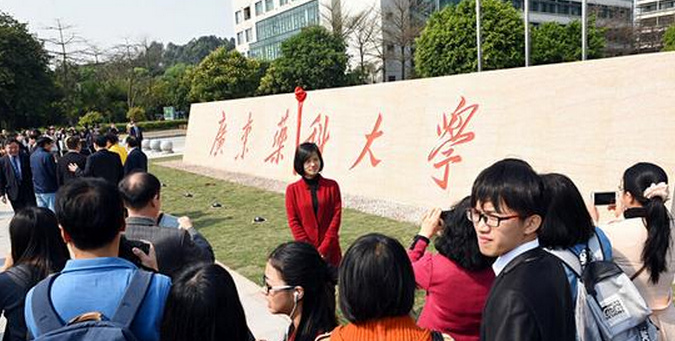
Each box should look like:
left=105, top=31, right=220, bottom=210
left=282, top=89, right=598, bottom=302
left=470, top=159, right=574, bottom=341
left=128, top=120, right=143, bottom=145
left=119, top=171, right=214, bottom=278
left=124, top=136, right=147, bottom=176
left=57, top=136, right=87, bottom=186
left=68, top=134, right=124, bottom=186
left=29, top=136, right=58, bottom=212
left=0, top=138, right=36, bottom=212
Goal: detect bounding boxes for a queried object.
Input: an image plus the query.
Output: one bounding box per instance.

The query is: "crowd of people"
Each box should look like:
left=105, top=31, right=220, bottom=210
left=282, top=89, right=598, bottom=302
left=0, top=130, right=673, bottom=341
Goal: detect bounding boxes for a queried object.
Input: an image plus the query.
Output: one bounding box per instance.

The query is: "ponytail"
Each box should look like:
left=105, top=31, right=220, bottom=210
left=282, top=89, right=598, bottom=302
left=623, top=163, right=672, bottom=284
left=642, top=196, right=671, bottom=284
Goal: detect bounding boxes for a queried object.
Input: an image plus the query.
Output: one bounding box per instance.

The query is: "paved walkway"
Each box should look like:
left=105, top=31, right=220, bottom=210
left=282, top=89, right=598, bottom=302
left=0, top=201, right=288, bottom=341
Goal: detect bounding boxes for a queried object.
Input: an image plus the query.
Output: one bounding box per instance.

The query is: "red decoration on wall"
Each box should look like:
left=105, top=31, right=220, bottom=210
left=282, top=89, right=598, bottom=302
left=209, top=111, right=228, bottom=157
left=235, top=112, right=254, bottom=160
left=264, top=110, right=290, bottom=165
left=428, top=96, right=479, bottom=190
left=350, top=113, right=384, bottom=170
left=294, top=86, right=307, bottom=150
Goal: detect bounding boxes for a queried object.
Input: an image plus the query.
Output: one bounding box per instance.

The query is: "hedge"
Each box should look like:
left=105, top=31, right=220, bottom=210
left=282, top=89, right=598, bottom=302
left=78, top=119, right=188, bottom=133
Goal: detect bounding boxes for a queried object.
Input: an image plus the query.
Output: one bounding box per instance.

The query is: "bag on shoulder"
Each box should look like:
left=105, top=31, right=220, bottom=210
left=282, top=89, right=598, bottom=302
left=30, top=269, right=153, bottom=341
left=547, top=233, right=659, bottom=341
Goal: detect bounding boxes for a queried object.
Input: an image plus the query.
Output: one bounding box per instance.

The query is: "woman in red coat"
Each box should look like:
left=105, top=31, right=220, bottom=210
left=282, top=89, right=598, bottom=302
left=285, top=142, right=342, bottom=267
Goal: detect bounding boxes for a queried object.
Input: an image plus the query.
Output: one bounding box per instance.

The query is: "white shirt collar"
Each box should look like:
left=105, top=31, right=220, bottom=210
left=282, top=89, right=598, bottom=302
left=492, top=238, right=540, bottom=276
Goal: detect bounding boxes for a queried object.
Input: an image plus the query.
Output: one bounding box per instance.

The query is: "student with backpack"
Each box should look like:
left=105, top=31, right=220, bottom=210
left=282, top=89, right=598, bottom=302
left=539, top=173, right=614, bottom=300
left=541, top=174, right=659, bottom=340
left=596, top=162, right=675, bottom=340
left=23, top=178, right=172, bottom=341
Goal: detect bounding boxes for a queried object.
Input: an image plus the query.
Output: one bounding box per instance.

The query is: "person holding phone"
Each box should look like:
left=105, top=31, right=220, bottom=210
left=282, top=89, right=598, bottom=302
left=595, top=162, right=675, bottom=340
left=285, top=143, right=342, bottom=267
left=408, top=197, right=495, bottom=341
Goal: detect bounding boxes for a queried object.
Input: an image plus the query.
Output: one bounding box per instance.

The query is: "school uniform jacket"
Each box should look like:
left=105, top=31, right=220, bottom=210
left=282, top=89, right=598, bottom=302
left=480, top=247, right=575, bottom=341
left=285, top=175, right=342, bottom=267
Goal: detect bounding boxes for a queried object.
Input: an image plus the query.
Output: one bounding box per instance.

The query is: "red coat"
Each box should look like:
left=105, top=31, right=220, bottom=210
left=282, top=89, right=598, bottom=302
left=285, top=176, right=342, bottom=266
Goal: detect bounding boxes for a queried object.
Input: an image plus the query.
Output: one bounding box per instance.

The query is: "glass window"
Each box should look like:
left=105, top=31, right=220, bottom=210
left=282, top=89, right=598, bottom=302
left=265, top=0, right=275, bottom=11
left=235, top=11, right=242, bottom=24
left=237, top=32, right=244, bottom=45
left=245, top=28, right=253, bottom=42
left=244, top=7, right=251, bottom=20
left=280, top=0, right=288, bottom=5
left=255, top=1, right=263, bottom=15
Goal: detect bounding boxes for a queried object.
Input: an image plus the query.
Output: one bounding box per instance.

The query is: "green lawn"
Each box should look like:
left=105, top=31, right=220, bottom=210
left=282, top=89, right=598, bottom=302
left=149, top=157, right=429, bottom=315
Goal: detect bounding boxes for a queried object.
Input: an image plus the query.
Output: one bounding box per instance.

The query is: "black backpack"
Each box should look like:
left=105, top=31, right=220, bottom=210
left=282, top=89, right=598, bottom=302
left=30, top=270, right=153, bottom=341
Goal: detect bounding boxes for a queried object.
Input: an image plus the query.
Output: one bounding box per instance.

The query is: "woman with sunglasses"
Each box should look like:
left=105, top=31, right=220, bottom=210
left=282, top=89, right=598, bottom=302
left=596, top=162, right=675, bottom=340
left=408, top=197, right=494, bottom=341
left=263, top=242, right=337, bottom=341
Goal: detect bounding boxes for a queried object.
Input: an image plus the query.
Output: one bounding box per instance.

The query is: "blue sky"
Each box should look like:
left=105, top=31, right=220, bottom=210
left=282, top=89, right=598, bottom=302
left=2, top=0, right=235, bottom=49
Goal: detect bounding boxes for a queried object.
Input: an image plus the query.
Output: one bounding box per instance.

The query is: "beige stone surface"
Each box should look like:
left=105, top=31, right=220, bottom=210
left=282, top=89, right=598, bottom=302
left=184, top=52, right=675, bottom=210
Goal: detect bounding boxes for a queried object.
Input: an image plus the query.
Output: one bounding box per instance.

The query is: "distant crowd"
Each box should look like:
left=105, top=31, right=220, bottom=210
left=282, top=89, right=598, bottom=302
left=0, top=134, right=673, bottom=341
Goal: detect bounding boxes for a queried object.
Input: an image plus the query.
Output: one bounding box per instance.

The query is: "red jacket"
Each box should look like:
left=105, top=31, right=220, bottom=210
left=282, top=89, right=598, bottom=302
left=408, top=238, right=494, bottom=341
left=285, top=176, right=342, bottom=266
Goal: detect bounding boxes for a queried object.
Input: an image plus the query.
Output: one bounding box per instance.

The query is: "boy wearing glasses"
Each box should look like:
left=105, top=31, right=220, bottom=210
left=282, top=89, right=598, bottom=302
left=469, top=158, right=574, bottom=341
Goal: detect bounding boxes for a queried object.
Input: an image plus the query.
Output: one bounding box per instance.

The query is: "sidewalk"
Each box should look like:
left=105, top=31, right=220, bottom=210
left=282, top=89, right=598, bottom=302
left=0, top=202, right=287, bottom=341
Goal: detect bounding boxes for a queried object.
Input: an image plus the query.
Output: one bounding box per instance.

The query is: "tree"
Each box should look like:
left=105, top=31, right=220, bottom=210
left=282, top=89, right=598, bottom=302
left=152, top=63, right=194, bottom=113
left=258, top=26, right=348, bottom=95
left=382, top=0, right=434, bottom=80
left=126, top=107, right=147, bottom=121
left=531, top=17, right=605, bottom=65
left=349, top=6, right=381, bottom=82
left=415, top=0, right=524, bottom=77
left=189, top=48, right=263, bottom=102
left=663, top=24, right=675, bottom=51
left=0, top=12, right=57, bottom=129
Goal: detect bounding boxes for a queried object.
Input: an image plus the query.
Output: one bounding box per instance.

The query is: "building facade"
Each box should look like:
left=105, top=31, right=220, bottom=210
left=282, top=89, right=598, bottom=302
left=233, top=0, right=634, bottom=83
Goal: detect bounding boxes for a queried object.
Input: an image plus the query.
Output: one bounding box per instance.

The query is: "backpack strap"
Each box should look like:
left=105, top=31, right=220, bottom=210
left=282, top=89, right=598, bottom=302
left=430, top=331, right=444, bottom=341
left=31, top=273, right=65, bottom=334
left=110, top=270, right=153, bottom=328
left=546, top=248, right=582, bottom=277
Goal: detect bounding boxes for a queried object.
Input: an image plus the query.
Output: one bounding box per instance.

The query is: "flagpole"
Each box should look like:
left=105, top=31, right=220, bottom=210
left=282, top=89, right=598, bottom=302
left=476, top=0, right=482, bottom=71
left=524, top=0, right=530, bottom=66
left=582, top=0, right=588, bottom=60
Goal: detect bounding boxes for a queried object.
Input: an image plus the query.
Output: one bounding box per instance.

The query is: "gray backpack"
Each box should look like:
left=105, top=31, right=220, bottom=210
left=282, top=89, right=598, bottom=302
left=30, top=270, right=153, bottom=341
left=548, top=234, right=659, bottom=341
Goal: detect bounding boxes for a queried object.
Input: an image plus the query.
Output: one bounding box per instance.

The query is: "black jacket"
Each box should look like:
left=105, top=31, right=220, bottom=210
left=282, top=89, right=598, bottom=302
left=124, top=216, right=215, bottom=278
left=480, top=247, right=575, bottom=341
left=57, top=151, right=87, bottom=186
left=0, top=153, right=34, bottom=200
left=124, top=148, right=148, bottom=176
left=79, top=149, right=124, bottom=185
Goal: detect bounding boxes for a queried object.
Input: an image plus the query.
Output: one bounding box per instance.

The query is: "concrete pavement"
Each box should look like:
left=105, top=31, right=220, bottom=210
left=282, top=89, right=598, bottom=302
left=0, top=200, right=288, bottom=341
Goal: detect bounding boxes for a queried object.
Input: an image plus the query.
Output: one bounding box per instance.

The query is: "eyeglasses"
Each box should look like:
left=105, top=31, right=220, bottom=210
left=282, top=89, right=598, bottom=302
left=261, top=275, right=294, bottom=295
left=466, top=208, right=520, bottom=228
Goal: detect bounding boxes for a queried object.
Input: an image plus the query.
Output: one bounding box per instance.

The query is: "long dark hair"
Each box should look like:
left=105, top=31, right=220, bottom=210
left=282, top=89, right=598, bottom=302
left=268, top=242, right=337, bottom=341
left=623, top=162, right=672, bottom=284
left=539, top=173, right=595, bottom=249
left=161, top=263, right=251, bottom=341
left=9, top=207, right=68, bottom=282
left=435, top=197, right=495, bottom=271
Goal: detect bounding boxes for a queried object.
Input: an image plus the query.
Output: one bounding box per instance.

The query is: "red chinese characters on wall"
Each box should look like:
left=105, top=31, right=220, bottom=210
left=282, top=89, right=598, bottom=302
left=350, top=113, right=384, bottom=170
left=428, top=96, right=480, bottom=190
left=235, top=112, right=254, bottom=160
left=304, top=113, right=330, bottom=153
left=264, top=110, right=290, bottom=165
left=209, top=111, right=228, bottom=157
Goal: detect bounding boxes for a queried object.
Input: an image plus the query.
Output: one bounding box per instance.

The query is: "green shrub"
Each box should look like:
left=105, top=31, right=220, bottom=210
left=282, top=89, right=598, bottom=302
left=126, top=107, right=147, bottom=122
left=78, top=111, right=104, bottom=127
